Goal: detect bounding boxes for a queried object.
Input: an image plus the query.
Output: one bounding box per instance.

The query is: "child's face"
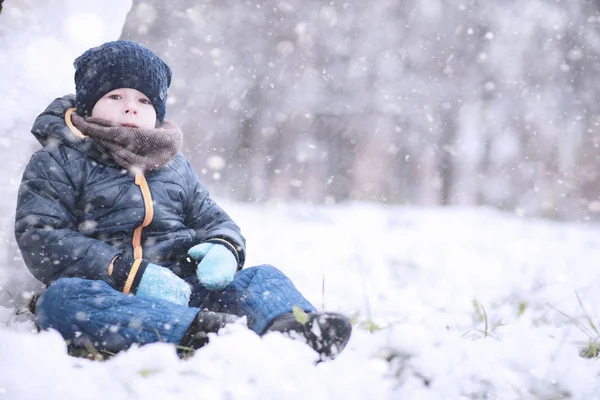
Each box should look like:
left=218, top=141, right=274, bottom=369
left=91, top=88, right=157, bottom=129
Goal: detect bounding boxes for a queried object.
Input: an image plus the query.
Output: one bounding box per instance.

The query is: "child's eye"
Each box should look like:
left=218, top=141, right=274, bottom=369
left=139, top=98, right=152, bottom=105
left=107, top=94, right=122, bottom=100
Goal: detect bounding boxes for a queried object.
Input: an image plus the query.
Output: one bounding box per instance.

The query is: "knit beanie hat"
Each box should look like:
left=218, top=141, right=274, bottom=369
left=74, top=40, right=172, bottom=123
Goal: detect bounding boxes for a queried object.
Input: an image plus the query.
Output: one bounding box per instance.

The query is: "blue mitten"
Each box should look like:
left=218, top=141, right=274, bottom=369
left=188, top=243, right=237, bottom=290
left=136, top=263, right=191, bottom=306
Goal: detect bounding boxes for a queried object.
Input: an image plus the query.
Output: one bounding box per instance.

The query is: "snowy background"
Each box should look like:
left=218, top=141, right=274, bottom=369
left=1, top=1, right=600, bottom=399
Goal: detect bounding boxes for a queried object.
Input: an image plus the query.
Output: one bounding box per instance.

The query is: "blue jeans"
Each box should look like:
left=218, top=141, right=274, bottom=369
left=36, top=265, right=315, bottom=353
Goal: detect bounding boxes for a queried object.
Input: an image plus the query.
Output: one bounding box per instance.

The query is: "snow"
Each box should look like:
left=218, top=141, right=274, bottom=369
left=2, top=202, right=600, bottom=399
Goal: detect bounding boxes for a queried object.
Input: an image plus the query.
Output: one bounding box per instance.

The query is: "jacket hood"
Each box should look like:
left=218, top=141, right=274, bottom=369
left=31, top=95, right=119, bottom=168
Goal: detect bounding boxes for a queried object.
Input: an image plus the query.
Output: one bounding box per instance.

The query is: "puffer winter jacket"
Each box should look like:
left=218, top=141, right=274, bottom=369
left=15, top=95, right=245, bottom=295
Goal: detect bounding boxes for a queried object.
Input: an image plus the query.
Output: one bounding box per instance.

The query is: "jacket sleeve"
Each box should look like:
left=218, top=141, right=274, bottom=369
left=183, top=160, right=246, bottom=268
left=14, top=150, right=121, bottom=287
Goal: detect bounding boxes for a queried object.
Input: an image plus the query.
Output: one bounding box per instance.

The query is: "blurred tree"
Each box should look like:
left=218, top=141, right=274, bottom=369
left=120, top=0, right=600, bottom=222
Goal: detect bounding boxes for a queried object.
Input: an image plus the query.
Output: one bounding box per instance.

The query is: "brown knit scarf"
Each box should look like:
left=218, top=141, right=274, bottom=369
left=70, top=112, right=183, bottom=173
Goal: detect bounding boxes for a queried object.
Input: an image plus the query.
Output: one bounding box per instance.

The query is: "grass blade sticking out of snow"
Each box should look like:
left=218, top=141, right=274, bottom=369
left=580, top=341, right=600, bottom=358
left=139, top=368, right=161, bottom=377
left=481, top=303, right=489, bottom=337
left=546, top=293, right=600, bottom=358
left=464, top=300, right=504, bottom=339
left=546, top=303, right=594, bottom=339
left=471, top=300, right=489, bottom=337
left=358, top=320, right=383, bottom=333
left=292, top=305, right=310, bottom=324
left=574, top=291, right=600, bottom=358
left=575, top=291, right=599, bottom=338
left=517, top=301, right=527, bottom=317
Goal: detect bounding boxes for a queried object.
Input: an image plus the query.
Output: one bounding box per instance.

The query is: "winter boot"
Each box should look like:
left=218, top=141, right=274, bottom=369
left=263, top=312, right=352, bottom=360
left=179, top=310, right=239, bottom=350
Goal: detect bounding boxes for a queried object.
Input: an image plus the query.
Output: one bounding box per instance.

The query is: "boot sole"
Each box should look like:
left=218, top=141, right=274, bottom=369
left=289, top=313, right=352, bottom=360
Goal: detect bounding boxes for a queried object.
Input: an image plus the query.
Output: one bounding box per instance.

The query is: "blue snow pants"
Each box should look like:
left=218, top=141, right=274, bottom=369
left=35, top=264, right=316, bottom=353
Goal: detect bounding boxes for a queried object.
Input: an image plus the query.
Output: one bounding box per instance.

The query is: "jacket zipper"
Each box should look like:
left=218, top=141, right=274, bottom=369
left=122, top=173, right=154, bottom=294
left=133, top=173, right=154, bottom=259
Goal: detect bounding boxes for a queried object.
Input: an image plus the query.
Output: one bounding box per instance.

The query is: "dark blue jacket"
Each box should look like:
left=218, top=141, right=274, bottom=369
left=15, top=95, right=245, bottom=294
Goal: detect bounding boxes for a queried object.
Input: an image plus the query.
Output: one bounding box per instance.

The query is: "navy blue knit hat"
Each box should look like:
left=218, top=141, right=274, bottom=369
left=74, top=40, right=172, bottom=123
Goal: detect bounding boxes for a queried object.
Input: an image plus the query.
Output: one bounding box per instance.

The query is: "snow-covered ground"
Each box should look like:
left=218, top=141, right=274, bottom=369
left=2, top=202, right=600, bottom=399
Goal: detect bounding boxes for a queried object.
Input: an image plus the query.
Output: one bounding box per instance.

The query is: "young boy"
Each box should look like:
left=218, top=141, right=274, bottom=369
left=15, top=40, right=351, bottom=359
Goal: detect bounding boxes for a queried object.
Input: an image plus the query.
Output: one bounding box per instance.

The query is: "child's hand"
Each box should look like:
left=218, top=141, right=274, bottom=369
left=136, top=263, right=191, bottom=306
left=188, top=243, right=237, bottom=290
